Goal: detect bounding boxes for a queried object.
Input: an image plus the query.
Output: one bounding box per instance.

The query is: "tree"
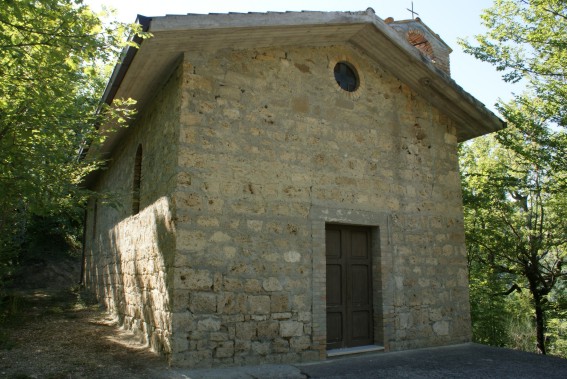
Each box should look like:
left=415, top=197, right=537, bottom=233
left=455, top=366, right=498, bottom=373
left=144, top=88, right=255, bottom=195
left=460, top=101, right=567, bottom=354
left=0, top=0, right=142, bottom=289
left=459, top=0, right=567, bottom=355
left=460, top=0, right=567, bottom=127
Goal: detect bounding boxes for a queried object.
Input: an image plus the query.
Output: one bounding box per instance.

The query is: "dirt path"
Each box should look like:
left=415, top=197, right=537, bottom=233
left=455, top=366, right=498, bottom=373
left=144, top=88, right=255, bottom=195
left=0, top=287, right=171, bottom=379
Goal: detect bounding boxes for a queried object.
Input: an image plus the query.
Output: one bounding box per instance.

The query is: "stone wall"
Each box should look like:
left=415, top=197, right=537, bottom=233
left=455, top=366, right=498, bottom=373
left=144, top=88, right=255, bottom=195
left=171, top=44, right=471, bottom=367
left=84, top=64, right=182, bottom=355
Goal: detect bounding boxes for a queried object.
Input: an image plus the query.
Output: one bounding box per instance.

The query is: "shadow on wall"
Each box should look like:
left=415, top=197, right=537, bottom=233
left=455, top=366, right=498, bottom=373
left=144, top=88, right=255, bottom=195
left=98, top=197, right=175, bottom=356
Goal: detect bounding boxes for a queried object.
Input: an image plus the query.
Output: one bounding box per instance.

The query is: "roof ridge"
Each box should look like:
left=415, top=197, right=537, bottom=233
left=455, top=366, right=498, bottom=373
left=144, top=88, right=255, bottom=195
left=144, top=8, right=376, bottom=19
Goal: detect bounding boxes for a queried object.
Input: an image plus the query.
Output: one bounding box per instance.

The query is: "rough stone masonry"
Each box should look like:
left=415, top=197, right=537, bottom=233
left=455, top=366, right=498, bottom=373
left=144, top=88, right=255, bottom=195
left=83, top=9, right=504, bottom=368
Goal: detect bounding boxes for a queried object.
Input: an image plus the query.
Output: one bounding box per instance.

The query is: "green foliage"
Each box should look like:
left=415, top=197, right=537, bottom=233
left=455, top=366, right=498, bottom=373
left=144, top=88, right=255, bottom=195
left=546, top=281, right=567, bottom=357
left=459, top=0, right=567, bottom=126
left=506, top=291, right=538, bottom=353
left=460, top=0, right=567, bottom=355
left=469, top=263, right=512, bottom=347
left=460, top=106, right=567, bottom=354
left=0, top=1, right=146, bottom=294
left=547, top=318, right=567, bottom=357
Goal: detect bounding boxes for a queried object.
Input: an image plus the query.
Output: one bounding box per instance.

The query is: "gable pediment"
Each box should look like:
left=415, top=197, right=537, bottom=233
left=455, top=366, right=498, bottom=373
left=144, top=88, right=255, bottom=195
left=100, top=8, right=504, bottom=158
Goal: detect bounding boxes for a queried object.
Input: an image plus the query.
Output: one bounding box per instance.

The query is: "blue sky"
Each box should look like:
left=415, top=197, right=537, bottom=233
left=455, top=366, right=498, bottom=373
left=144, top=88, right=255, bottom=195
left=86, top=0, right=518, bottom=115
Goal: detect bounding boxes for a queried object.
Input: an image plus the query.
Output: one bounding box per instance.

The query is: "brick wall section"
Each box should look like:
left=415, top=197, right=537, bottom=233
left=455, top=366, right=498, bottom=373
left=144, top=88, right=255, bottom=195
left=389, top=20, right=452, bottom=76
left=171, top=44, right=471, bottom=367
left=84, top=64, right=182, bottom=355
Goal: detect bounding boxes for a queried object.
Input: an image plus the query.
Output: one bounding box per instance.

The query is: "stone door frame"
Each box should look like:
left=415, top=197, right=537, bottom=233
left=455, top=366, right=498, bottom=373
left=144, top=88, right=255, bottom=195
left=309, top=206, right=393, bottom=358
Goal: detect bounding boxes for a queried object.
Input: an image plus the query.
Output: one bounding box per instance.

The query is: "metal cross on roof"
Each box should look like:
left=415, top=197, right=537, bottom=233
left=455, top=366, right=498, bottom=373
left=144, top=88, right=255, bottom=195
left=407, top=1, right=419, bottom=19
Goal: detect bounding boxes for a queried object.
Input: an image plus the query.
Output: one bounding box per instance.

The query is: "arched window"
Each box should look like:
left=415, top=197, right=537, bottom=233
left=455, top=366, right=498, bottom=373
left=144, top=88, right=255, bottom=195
left=132, top=144, right=142, bottom=215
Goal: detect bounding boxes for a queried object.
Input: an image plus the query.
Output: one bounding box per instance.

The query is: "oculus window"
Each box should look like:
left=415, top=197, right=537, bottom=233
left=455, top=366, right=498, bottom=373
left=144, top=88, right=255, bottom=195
left=334, top=62, right=359, bottom=92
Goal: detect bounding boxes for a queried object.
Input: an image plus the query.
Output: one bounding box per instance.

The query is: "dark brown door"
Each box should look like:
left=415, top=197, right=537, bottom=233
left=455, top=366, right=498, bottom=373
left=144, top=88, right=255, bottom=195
left=326, top=225, right=373, bottom=350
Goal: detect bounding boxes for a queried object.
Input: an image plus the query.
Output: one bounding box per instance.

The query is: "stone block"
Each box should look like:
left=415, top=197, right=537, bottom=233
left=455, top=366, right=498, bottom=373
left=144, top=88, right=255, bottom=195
left=177, top=192, right=202, bottom=208
left=235, top=322, right=257, bottom=340
left=429, top=308, right=443, bottom=322
left=283, top=250, right=301, bottom=263
left=186, top=351, right=214, bottom=368
left=272, top=312, right=292, bottom=320
left=197, top=317, right=221, bottom=332
left=176, top=230, right=207, bottom=252
left=301, top=350, right=321, bottom=362
left=280, top=352, right=301, bottom=364
left=210, top=231, right=232, bottom=243
left=171, top=335, right=189, bottom=353
left=433, top=321, right=449, bottom=336
left=223, top=277, right=243, bottom=292
left=280, top=321, right=304, bottom=337
left=189, top=292, right=217, bottom=313
left=214, top=341, right=235, bottom=358
left=210, top=332, right=229, bottom=342
left=247, top=220, right=264, bottom=232
left=292, top=295, right=309, bottom=311
left=197, top=339, right=217, bottom=351
left=176, top=269, right=213, bottom=290
left=171, top=311, right=193, bottom=333
left=270, top=294, right=289, bottom=313
left=290, top=336, right=311, bottom=351
left=235, top=339, right=251, bottom=353
left=197, top=217, right=220, bottom=227
left=251, top=341, right=271, bottom=356
left=273, top=338, right=290, bottom=353
left=217, top=293, right=247, bottom=314
left=223, top=246, right=237, bottom=259
left=248, top=295, right=270, bottom=315
left=257, top=320, right=280, bottom=339
left=262, top=277, right=283, bottom=292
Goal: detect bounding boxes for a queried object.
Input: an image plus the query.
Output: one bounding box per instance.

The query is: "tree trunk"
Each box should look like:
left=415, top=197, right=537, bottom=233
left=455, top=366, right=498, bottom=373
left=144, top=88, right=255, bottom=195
left=533, top=294, right=546, bottom=355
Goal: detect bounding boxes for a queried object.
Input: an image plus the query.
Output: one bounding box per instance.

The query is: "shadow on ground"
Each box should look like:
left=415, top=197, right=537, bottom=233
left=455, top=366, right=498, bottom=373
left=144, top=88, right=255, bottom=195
left=0, top=285, right=170, bottom=379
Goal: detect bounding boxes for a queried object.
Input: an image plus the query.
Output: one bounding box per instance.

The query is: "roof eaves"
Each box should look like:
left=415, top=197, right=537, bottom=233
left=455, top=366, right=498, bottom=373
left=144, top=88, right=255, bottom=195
left=97, top=9, right=504, bottom=147
left=78, top=15, right=151, bottom=171
left=100, top=15, right=152, bottom=108
left=352, top=15, right=504, bottom=140
left=146, top=8, right=376, bottom=32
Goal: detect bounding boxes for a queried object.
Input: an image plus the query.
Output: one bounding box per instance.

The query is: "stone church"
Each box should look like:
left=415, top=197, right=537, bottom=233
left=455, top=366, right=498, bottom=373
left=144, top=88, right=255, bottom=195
left=83, top=9, right=504, bottom=367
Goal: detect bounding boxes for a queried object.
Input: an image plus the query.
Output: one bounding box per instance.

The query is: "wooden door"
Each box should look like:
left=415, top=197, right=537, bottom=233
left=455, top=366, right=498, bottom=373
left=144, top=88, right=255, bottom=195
left=326, top=225, right=373, bottom=350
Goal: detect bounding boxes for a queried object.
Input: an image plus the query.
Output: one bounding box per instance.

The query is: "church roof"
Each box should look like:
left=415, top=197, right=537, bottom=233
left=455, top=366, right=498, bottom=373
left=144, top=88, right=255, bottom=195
left=100, top=8, right=504, bottom=155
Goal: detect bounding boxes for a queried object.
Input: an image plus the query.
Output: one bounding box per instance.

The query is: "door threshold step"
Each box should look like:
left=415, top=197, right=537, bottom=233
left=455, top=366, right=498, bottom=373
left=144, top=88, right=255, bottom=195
left=327, top=345, right=385, bottom=357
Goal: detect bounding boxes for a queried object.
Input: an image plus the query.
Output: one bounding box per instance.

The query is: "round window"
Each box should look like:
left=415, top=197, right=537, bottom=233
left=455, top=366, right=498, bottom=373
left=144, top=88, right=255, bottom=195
left=334, top=62, right=359, bottom=92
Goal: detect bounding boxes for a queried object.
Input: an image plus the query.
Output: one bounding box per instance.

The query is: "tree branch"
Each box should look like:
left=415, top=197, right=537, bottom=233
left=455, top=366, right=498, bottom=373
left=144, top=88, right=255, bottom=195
left=495, top=283, right=522, bottom=296
left=0, top=17, right=93, bottom=40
